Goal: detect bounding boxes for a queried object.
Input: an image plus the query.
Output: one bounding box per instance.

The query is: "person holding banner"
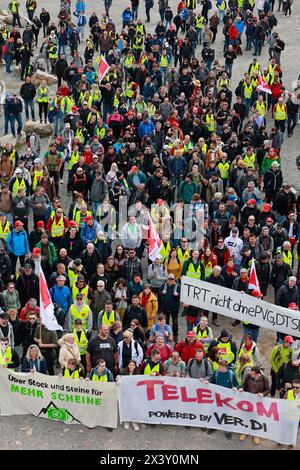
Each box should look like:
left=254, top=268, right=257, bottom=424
left=207, top=359, right=239, bottom=440
left=240, top=366, right=270, bottom=445
left=61, top=357, right=85, bottom=379
left=34, top=323, right=58, bottom=376
left=140, top=348, right=164, bottom=376
left=209, top=329, right=237, bottom=366
left=22, top=344, right=48, bottom=374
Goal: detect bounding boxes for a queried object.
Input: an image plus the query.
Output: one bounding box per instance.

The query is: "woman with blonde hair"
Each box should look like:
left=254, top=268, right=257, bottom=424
left=236, top=353, right=252, bottom=385
left=58, top=333, right=81, bottom=370
left=22, top=344, right=48, bottom=374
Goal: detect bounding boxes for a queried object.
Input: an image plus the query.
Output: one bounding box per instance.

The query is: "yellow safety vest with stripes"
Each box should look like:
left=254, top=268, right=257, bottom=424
left=37, top=86, right=49, bottom=103
left=216, top=340, right=235, bottom=364
left=186, top=261, right=202, bottom=279
left=91, top=371, right=109, bottom=382
left=67, top=151, right=80, bottom=171
left=255, top=101, right=266, bottom=117
left=193, top=326, right=210, bottom=352
left=195, top=16, right=205, bottom=29
left=159, top=55, right=169, bottom=68
left=287, top=389, right=300, bottom=420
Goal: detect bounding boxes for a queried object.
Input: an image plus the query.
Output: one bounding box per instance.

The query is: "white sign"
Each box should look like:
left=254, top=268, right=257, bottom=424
left=180, top=276, right=300, bottom=336
left=119, top=376, right=300, bottom=445
left=0, top=369, right=118, bottom=428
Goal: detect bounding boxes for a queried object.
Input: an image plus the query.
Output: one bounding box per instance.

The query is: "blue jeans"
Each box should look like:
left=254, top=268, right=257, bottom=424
left=10, top=114, right=23, bottom=136
left=205, top=59, right=213, bottom=71
left=219, top=10, right=225, bottom=22
left=102, top=103, right=113, bottom=122
left=225, top=62, right=233, bottom=77
left=254, top=39, right=263, bottom=55
left=132, top=6, right=138, bottom=20
left=159, top=8, right=165, bottom=21
left=92, top=202, right=101, bottom=218
left=58, top=43, right=67, bottom=58
left=196, top=28, right=203, bottom=45
left=24, top=99, right=35, bottom=120
left=5, top=54, right=13, bottom=73
left=53, top=114, right=64, bottom=137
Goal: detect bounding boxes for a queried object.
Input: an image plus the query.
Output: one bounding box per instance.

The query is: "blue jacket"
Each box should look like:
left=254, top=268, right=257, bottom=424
left=50, top=285, right=72, bottom=313
left=122, top=9, right=132, bottom=23
left=168, top=156, right=187, bottom=176
left=137, top=119, right=155, bottom=139
left=235, top=20, right=244, bottom=34
left=75, top=0, right=86, bottom=14
left=80, top=221, right=99, bottom=246
left=7, top=229, right=29, bottom=256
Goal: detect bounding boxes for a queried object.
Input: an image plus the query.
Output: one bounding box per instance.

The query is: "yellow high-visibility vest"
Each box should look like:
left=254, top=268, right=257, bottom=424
left=243, top=83, right=253, bottom=99
left=99, top=310, right=116, bottom=327
left=32, top=170, right=44, bottom=191
left=186, top=261, right=201, bottom=279
left=70, top=304, right=89, bottom=330
left=64, top=369, right=80, bottom=379
left=159, top=55, right=169, bottom=68
left=205, top=114, right=215, bottom=132
left=91, top=372, right=109, bottom=382
left=37, top=86, right=49, bottom=103
left=143, top=362, right=160, bottom=375
left=0, top=346, right=12, bottom=366
left=67, top=151, right=80, bottom=171
left=68, top=268, right=79, bottom=288
left=0, top=221, right=11, bottom=241
left=216, top=340, right=235, bottom=364
left=255, top=101, right=266, bottom=117
left=73, top=329, right=88, bottom=356
left=72, top=285, right=89, bottom=303
left=51, top=216, right=64, bottom=238
left=287, top=389, right=300, bottom=420
left=274, top=103, right=286, bottom=121
left=12, top=177, right=26, bottom=197
left=159, top=241, right=172, bottom=262
left=196, top=16, right=205, bottom=29
left=177, top=247, right=190, bottom=262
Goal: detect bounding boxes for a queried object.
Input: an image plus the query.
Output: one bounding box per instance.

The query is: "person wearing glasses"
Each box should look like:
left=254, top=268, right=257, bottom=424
left=0, top=336, right=20, bottom=371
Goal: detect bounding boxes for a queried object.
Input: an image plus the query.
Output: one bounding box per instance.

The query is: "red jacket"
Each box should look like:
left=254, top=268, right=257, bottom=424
left=228, top=25, right=238, bottom=40
left=175, top=339, right=205, bottom=363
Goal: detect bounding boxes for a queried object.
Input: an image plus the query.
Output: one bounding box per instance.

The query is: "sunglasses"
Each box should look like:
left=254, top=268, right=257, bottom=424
left=293, top=386, right=300, bottom=390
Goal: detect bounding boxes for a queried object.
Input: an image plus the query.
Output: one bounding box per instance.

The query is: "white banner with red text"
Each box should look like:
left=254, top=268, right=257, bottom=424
left=118, top=376, right=300, bottom=445
left=180, top=276, right=300, bottom=337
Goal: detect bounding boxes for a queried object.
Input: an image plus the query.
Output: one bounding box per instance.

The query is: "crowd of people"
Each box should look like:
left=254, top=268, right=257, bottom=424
left=0, top=0, right=300, bottom=447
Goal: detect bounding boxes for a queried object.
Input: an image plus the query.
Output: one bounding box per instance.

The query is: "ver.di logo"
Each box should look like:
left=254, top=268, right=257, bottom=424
left=37, top=401, right=82, bottom=424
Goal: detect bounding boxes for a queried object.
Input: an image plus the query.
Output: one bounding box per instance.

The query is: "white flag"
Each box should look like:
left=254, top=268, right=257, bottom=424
left=39, top=267, right=63, bottom=331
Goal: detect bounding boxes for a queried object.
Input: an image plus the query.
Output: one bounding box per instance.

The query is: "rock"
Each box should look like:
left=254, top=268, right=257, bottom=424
left=16, top=131, right=27, bottom=147
left=0, top=134, right=17, bottom=148
left=0, top=9, right=9, bottom=15
left=31, top=70, right=58, bottom=86
left=23, top=120, right=53, bottom=137
left=0, top=13, right=13, bottom=25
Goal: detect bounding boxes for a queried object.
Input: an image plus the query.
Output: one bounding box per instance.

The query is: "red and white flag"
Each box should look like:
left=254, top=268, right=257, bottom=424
left=248, top=258, right=261, bottom=294
left=40, top=267, right=63, bottom=331
left=257, top=71, right=272, bottom=95
left=98, top=55, right=110, bottom=83
left=148, top=216, right=162, bottom=262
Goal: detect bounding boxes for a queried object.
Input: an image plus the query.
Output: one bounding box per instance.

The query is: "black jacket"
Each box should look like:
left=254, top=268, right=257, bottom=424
left=16, top=273, right=39, bottom=307
left=275, top=282, right=299, bottom=309
left=20, top=83, right=36, bottom=100
left=123, top=305, right=148, bottom=330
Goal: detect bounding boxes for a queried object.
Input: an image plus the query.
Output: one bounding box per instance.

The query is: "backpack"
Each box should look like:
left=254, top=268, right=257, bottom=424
left=215, top=368, right=235, bottom=387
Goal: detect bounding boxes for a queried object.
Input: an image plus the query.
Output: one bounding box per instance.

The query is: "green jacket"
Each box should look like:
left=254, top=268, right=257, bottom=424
left=178, top=180, right=199, bottom=204
left=261, top=156, right=281, bottom=174
left=36, top=240, right=57, bottom=268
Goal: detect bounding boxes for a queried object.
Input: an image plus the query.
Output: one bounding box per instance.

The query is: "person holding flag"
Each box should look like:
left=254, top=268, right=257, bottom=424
left=241, top=258, right=263, bottom=342
left=34, top=266, right=62, bottom=375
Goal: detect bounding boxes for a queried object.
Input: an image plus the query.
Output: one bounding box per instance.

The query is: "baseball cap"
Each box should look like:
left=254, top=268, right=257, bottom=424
left=186, top=331, right=196, bottom=338
left=131, top=166, right=138, bottom=172
left=15, top=168, right=22, bottom=174
left=288, top=303, right=298, bottom=310
left=266, top=217, right=273, bottom=222
left=73, top=259, right=81, bottom=266
left=32, top=248, right=41, bottom=255
left=74, top=318, right=83, bottom=324
left=14, top=221, right=24, bottom=228
left=34, top=158, right=41, bottom=164
left=83, top=215, right=93, bottom=222
left=37, top=221, right=45, bottom=228
left=24, top=263, right=32, bottom=269
left=69, top=220, right=78, bottom=228
left=247, top=199, right=256, bottom=205
left=77, top=275, right=85, bottom=282
left=284, top=335, right=294, bottom=344
left=263, top=204, right=271, bottom=212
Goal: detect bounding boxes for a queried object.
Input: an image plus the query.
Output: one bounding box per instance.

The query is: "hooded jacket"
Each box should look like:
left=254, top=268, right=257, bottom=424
left=224, top=229, right=243, bottom=261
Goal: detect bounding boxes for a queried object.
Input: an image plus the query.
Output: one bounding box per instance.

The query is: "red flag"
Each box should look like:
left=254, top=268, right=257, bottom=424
left=40, top=267, right=63, bottom=331
left=248, top=258, right=261, bottom=295
left=98, top=55, right=110, bottom=83
left=257, top=71, right=272, bottom=95
left=148, top=216, right=162, bottom=262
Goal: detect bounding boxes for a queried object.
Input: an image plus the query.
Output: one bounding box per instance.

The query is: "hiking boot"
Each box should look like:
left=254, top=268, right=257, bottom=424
left=207, top=428, right=216, bottom=435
